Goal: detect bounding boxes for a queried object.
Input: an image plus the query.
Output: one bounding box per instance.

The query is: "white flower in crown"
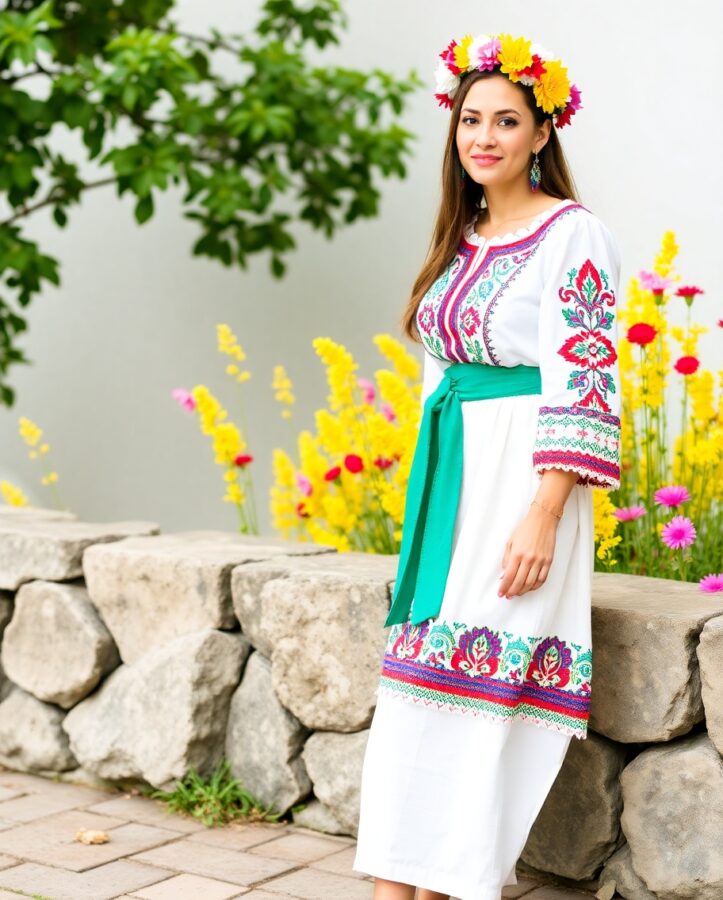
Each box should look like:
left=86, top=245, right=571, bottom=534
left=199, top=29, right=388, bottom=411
left=530, top=42, right=554, bottom=61
left=434, top=59, right=460, bottom=98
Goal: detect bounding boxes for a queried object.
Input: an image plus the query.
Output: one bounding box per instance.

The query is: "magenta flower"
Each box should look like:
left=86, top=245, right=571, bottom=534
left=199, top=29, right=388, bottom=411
left=381, top=402, right=396, bottom=422
left=614, top=505, right=646, bottom=521
left=638, top=270, right=673, bottom=295
left=474, top=37, right=501, bottom=71
left=357, top=378, right=376, bottom=405
left=295, top=472, right=313, bottom=497
left=661, top=516, right=696, bottom=549
left=654, top=485, right=691, bottom=508
left=699, top=573, right=723, bottom=593
left=171, top=388, right=196, bottom=412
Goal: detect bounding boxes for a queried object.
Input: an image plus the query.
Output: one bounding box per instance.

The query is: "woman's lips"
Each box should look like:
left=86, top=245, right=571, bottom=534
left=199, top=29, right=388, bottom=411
left=471, top=156, right=502, bottom=167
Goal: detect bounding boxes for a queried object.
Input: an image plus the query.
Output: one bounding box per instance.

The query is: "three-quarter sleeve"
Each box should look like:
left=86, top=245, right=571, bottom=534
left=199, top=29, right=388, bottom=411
left=532, top=213, right=622, bottom=490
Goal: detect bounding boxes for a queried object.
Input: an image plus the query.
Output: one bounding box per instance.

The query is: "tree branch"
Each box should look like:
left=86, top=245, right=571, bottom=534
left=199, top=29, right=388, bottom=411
left=0, top=177, right=117, bottom=227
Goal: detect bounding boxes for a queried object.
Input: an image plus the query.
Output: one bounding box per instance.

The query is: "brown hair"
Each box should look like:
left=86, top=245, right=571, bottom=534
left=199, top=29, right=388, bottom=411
left=400, top=69, right=581, bottom=343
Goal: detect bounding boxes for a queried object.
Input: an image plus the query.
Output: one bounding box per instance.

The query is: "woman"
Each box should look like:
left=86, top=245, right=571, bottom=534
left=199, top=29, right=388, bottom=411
left=352, top=32, right=622, bottom=900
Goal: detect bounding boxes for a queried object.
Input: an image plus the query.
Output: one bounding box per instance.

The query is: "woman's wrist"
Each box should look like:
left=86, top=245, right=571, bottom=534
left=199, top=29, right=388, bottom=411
left=530, top=498, right=564, bottom=522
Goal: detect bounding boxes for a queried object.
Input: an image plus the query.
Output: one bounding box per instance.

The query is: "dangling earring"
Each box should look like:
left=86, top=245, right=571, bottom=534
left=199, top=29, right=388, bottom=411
left=529, top=150, right=541, bottom=192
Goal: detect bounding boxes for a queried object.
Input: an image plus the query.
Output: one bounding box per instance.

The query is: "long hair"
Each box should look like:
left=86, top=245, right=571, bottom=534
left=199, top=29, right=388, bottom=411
left=400, top=69, right=581, bottom=343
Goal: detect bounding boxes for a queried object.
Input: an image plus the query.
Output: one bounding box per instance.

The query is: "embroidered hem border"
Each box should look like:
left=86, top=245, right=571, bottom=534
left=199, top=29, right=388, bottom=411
left=378, top=659, right=589, bottom=739
left=375, top=682, right=587, bottom=739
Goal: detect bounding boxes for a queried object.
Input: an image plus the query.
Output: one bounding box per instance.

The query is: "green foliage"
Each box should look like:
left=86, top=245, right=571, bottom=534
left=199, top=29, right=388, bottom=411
left=146, top=758, right=283, bottom=827
left=0, top=0, right=422, bottom=406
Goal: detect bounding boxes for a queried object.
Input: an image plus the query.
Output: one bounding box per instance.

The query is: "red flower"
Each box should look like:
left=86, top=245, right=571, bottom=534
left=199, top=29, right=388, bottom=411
left=674, top=356, right=700, bottom=375
left=344, top=454, right=364, bottom=474
left=675, top=285, right=704, bottom=299
left=324, top=466, right=341, bottom=481
left=234, top=454, right=254, bottom=466
left=296, top=501, right=310, bottom=518
left=719, top=319, right=723, bottom=328
left=374, top=456, right=394, bottom=470
left=627, top=323, right=657, bottom=346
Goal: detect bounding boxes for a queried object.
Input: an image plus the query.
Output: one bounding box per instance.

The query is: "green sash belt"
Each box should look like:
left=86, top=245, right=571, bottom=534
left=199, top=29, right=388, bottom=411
left=384, top=361, right=542, bottom=628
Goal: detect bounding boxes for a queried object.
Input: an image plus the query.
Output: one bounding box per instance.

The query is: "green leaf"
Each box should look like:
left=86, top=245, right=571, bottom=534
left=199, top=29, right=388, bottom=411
left=134, top=193, right=154, bottom=224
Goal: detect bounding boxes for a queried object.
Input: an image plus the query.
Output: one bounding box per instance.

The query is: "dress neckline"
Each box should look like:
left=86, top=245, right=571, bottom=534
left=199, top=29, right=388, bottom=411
left=463, top=198, right=577, bottom=247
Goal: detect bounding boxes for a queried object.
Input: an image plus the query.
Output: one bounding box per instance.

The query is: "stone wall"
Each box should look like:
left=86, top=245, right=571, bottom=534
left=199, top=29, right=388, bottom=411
left=0, top=506, right=721, bottom=899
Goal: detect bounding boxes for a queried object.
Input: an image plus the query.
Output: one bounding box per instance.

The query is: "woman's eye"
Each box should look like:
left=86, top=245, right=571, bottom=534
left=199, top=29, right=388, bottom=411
left=461, top=116, right=517, bottom=126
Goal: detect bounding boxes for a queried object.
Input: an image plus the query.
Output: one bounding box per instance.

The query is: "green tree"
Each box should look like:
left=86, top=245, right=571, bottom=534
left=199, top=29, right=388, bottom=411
left=0, top=0, right=421, bottom=406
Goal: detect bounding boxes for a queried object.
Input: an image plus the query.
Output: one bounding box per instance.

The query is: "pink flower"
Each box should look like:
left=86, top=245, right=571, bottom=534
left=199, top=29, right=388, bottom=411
left=699, top=573, right=723, bottom=593
left=661, top=515, right=696, bottom=549
left=475, top=37, right=501, bottom=71
left=381, top=402, right=396, bottom=422
left=614, top=505, right=646, bottom=521
left=171, top=388, right=196, bottom=412
left=638, top=270, right=673, bottom=295
left=654, top=485, right=691, bottom=508
left=295, top=472, right=313, bottom=497
left=357, top=378, right=376, bottom=405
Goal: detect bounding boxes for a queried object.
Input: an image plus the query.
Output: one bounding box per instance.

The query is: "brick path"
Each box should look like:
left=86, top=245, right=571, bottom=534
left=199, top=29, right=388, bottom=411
left=0, top=769, right=597, bottom=900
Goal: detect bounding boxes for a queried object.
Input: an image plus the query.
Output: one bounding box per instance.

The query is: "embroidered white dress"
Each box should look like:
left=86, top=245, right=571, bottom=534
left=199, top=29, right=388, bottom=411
left=352, top=198, right=622, bottom=900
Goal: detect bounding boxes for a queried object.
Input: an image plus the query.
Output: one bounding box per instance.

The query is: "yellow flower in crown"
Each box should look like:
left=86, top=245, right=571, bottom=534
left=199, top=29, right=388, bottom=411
left=433, top=31, right=582, bottom=129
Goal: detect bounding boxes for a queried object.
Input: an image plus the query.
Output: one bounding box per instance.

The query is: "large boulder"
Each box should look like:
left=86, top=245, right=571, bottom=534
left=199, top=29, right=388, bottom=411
left=0, top=686, right=77, bottom=772
left=620, top=732, right=723, bottom=899
left=83, top=531, right=335, bottom=663
left=521, top=730, right=627, bottom=880
left=63, top=629, right=250, bottom=789
left=696, top=615, right=723, bottom=755
left=1, top=580, right=120, bottom=708
left=590, top=572, right=723, bottom=742
left=0, top=517, right=159, bottom=591
left=301, top=729, right=369, bottom=837
left=225, top=651, right=311, bottom=815
left=232, top=552, right=395, bottom=731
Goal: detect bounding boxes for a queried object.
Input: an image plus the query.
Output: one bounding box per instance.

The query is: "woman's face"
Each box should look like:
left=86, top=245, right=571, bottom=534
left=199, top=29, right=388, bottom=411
left=455, top=75, right=550, bottom=188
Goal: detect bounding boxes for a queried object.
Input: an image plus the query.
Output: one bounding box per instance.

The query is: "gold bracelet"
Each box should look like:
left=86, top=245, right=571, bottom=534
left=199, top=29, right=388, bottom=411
left=530, top=499, right=563, bottom=520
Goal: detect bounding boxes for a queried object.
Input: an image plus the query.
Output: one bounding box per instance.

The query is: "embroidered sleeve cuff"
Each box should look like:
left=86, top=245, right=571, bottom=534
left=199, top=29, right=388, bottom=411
left=532, top=406, right=621, bottom=490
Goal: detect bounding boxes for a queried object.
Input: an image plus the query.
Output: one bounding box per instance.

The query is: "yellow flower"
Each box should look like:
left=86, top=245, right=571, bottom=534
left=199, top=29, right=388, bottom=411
left=1, top=480, right=28, bottom=507
left=497, top=34, right=533, bottom=82
left=272, top=365, right=296, bottom=415
left=533, top=59, right=570, bottom=112
left=19, top=416, right=42, bottom=447
left=453, top=34, right=474, bottom=71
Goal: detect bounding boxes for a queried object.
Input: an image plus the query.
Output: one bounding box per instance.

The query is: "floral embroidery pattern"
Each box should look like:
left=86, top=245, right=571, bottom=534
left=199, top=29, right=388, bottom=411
left=556, top=257, right=617, bottom=413
left=533, top=406, right=621, bottom=489
left=379, top=617, right=592, bottom=738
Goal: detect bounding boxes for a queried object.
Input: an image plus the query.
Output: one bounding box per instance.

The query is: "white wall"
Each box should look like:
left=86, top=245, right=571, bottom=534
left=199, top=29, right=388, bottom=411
left=1, top=0, right=721, bottom=533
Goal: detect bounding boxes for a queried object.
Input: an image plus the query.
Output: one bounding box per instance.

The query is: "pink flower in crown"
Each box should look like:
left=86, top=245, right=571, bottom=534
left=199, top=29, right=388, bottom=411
left=451, top=627, right=502, bottom=677
left=391, top=621, right=430, bottom=660
left=460, top=305, right=481, bottom=336
left=699, top=573, right=723, bottom=593
left=555, top=84, right=583, bottom=128
left=472, top=36, right=501, bottom=71
left=357, top=378, right=376, bottom=405
left=439, top=39, right=462, bottom=74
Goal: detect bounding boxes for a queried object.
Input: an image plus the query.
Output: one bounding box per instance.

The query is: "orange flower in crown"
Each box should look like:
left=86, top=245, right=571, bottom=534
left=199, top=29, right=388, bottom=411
left=434, top=32, right=582, bottom=128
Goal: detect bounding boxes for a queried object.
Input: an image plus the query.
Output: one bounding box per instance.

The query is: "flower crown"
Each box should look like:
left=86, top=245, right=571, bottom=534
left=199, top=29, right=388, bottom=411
left=434, top=32, right=582, bottom=129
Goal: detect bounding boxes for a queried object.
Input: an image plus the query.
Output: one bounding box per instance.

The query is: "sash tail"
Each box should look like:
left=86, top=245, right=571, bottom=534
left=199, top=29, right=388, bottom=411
left=383, top=362, right=542, bottom=628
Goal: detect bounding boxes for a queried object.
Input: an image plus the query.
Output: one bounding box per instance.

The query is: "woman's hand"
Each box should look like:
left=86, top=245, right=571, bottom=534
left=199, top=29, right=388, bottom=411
left=497, top=504, right=560, bottom=599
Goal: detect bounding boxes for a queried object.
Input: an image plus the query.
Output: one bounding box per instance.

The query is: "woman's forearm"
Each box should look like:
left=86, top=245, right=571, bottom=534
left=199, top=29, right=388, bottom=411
left=532, top=468, right=580, bottom=518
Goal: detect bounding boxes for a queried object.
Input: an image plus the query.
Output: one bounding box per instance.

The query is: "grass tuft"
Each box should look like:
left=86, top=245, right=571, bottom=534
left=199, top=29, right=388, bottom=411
left=145, top=758, right=283, bottom=828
